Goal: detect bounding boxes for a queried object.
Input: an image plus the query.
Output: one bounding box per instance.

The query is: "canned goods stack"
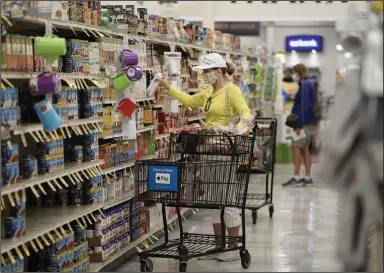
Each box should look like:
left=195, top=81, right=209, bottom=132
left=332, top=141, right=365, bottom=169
left=52, top=87, right=79, bottom=122
left=27, top=230, right=89, bottom=272
left=21, top=155, right=38, bottom=179
left=88, top=203, right=130, bottom=262
left=0, top=87, right=21, bottom=140
left=130, top=201, right=144, bottom=242
left=4, top=201, right=26, bottom=239
left=84, top=175, right=104, bottom=205
left=78, top=87, right=103, bottom=119
left=1, top=142, right=20, bottom=187
left=1, top=257, right=24, bottom=272
left=99, top=140, right=136, bottom=170
left=37, top=139, right=64, bottom=175
left=64, top=131, right=100, bottom=164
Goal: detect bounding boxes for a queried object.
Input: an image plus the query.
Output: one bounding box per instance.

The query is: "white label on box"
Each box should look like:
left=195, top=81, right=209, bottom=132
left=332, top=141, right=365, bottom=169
left=155, top=173, right=170, bottom=184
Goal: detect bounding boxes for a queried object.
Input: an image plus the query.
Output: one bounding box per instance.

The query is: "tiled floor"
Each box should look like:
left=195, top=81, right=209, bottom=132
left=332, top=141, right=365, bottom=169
left=116, top=164, right=343, bottom=272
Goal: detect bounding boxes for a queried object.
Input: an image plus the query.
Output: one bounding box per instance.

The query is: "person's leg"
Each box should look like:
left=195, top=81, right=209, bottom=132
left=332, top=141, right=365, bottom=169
left=282, top=146, right=303, bottom=186
left=198, top=210, right=223, bottom=260
left=302, top=146, right=313, bottom=184
left=217, top=208, right=241, bottom=262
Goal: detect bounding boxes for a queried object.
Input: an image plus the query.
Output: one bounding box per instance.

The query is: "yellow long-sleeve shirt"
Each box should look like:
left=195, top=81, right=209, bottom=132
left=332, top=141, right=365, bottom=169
left=168, top=83, right=252, bottom=127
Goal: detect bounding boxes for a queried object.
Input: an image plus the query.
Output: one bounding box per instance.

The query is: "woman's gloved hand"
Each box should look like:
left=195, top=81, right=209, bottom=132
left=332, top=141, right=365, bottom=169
left=158, top=78, right=171, bottom=92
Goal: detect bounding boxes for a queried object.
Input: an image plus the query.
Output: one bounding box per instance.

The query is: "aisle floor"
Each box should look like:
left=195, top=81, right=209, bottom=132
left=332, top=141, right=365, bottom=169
left=116, top=164, right=343, bottom=272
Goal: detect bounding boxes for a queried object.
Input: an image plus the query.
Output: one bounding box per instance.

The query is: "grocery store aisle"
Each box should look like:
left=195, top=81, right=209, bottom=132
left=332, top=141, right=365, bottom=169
left=116, top=164, right=343, bottom=272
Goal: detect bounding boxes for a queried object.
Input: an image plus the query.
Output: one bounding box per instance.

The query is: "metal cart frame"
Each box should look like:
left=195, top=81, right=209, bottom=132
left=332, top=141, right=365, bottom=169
left=246, top=118, right=277, bottom=224
left=134, top=131, right=257, bottom=272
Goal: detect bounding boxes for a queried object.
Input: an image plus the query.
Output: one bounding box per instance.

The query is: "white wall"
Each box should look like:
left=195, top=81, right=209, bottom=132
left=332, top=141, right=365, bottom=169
left=273, top=25, right=338, bottom=96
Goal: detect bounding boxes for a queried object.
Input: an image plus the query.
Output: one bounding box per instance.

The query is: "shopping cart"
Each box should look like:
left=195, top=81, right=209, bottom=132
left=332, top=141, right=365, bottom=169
left=134, top=130, right=256, bottom=272
left=246, top=118, right=277, bottom=225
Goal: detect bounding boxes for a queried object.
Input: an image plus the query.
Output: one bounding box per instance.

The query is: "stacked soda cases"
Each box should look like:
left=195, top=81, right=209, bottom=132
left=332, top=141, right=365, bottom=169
left=87, top=203, right=130, bottom=262
left=28, top=230, right=89, bottom=272
left=64, top=131, right=100, bottom=164
left=52, top=87, right=79, bottom=122
left=77, top=87, right=103, bottom=119
left=130, top=201, right=144, bottom=242
left=2, top=190, right=26, bottom=240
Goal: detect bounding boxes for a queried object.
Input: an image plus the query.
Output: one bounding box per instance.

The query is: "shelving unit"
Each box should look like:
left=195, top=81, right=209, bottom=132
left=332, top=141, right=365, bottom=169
left=0, top=2, right=254, bottom=272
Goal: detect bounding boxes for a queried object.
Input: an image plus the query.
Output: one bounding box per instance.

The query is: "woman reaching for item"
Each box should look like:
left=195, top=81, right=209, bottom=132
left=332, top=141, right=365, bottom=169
left=159, top=53, right=253, bottom=262
left=283, top=63, right=317, bottom=187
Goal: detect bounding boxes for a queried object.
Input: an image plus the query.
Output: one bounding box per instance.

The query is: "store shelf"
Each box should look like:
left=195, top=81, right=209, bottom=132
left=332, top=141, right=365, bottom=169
left=103, top=155, right=155, bottom=175
left=88, top=208, right=191, bottom=272
left=152, top=103, right=163, bottom=108
left=155, top=133, right=170, bottom=140
left=104, top=191, right=134, bottom=210
left=10, top=16, right=247, bottom=57
left=13, top=117, right=103, bottom=136
left=1, top=203, right=104, bottom=254
left=1, top=71, right=103, bottom=80
left=135, top=96, right=156, bottom=103
left=188, top=115, right=205, bottom=122
left=1, top=160, right=104, bottom=196
left=137, top=125, right=156, bottom=134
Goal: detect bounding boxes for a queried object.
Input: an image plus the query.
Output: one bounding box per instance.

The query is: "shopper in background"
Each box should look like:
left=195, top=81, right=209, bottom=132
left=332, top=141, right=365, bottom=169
left=159, top=53, right=253, bottom=262
left=283, top=63, right=317, bottom=187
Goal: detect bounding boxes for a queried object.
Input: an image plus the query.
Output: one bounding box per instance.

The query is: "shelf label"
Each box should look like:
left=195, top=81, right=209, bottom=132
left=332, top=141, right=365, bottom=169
left=148, top=164, right=179, bottom=192
left=22, top=244, right=30, bottom=257
left=29, top=240, right=38, bottom=252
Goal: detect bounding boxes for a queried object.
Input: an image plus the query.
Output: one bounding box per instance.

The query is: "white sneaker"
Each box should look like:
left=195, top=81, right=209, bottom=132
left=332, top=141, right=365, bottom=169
left=217, top=251, right=240, bottom=262
left=198, top=253, right=218, bottom=260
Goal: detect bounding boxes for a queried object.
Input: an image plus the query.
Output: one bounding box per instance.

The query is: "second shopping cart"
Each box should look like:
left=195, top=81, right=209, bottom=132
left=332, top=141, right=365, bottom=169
left=134, top=129, right=257, bottom=272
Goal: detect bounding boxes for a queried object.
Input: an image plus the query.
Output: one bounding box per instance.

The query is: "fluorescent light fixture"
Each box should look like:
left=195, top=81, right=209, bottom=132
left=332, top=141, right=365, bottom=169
left=344, top=52, right=352, bottom=58
left=336, top=44, right=343, bottom=51
left=312, top=49, right=316, bottom=53
left=292, top=50, right=296, bottom=53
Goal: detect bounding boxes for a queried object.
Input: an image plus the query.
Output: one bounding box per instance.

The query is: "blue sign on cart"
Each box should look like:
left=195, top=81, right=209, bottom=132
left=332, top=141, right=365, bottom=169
left=148, top=164, right=179, bottom=192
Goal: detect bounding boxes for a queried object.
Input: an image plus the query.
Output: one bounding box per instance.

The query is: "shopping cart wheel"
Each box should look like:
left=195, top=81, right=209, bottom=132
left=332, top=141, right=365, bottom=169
left=240, top=249, right=251, bottom=269
left=179, top=262, right=188, bottom=272
left=140, top=259, right=153, bottom=272
left=252, top=210, right=257, bottom=225
left=269, top=205, right=274, bottom=218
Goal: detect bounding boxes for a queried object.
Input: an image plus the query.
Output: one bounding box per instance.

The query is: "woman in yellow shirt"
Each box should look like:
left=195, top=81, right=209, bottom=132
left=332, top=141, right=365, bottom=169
left=159, top=53, right=252, bottom=262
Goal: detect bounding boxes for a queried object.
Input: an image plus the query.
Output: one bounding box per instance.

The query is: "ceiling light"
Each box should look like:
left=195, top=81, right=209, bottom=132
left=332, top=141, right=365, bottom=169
left=344, top=52, right=352, bottom=58
left=312, top=49, right=316, bottom=53
left=336, top=44, right=343, bottom=51
left=292, top=50, right=296, bottom=53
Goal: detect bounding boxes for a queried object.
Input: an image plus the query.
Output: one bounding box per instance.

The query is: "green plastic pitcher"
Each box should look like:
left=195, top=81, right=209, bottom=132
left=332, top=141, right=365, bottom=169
left=34, top=34, right=66, bottom=60
left=113, top=73, right=132, bottom=92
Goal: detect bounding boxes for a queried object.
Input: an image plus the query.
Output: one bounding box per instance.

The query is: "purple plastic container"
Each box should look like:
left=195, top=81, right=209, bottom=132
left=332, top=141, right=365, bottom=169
left=120, top=49, right=139, bottom=68
left=125, top=66, right=143, bottom=81
left=28, top=72, right=62, bottom=96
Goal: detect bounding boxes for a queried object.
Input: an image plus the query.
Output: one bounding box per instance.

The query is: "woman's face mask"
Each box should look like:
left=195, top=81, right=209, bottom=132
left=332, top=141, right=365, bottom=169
left=291, top=73, right=299, bottom=82
left=202, top=70, right=219, bottom=85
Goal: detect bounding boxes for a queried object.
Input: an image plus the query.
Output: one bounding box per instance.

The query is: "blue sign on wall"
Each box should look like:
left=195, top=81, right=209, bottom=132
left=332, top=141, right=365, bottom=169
left=148, top=164, right=179, bottom=192
left=285, top=35, right=323, bottom=52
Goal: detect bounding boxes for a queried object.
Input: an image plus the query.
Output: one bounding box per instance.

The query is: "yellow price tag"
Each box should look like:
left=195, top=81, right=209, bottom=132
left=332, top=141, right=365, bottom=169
left=54, top=229, right=63, bottom=240
left=47, top=233, right=55, bottom=243
left=85, top=215, right=92, bottom=225
left=38, top=184, right=47, bottom=195
left=66, top=223, right=73, bottom=232
left=35, top=238, right=44, bottom=250
left=98, top=209, right=105, bottom=217
left=1, top=197, right=5, bottom=208
left=30, top=186, right=40, bottom=198
left=29, top=240, right=39, bottom=252
left=21, top=190, right=26, bottom=202
left=67, top=174, right=76, bottom=185
left=90, top=213, right=97, bottom=222
left=59, top=177, right=68, bottom=187
left=22, top=244, right=30, bottom=257
left=47, top=181, right=56, bottom=191
left=53, top=179, right=62, bottom=190
left=15, top=247, right=24, bottom=259
left=1, top=256, right=6, bottom=266
left=81, top=170, right=89, bottom=179
left=59, top=226, right=67, bottom=237
left=41, top=234, right=50, bottom=246
left=7, top=193, right=15, bottom=207
left=14, top=192, right=21, bottom=205
left=7, top=251, right=15, bottom=264
left=80, top=216, right=87, bottom=227
left=75, top=219, right=83, bottom=229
